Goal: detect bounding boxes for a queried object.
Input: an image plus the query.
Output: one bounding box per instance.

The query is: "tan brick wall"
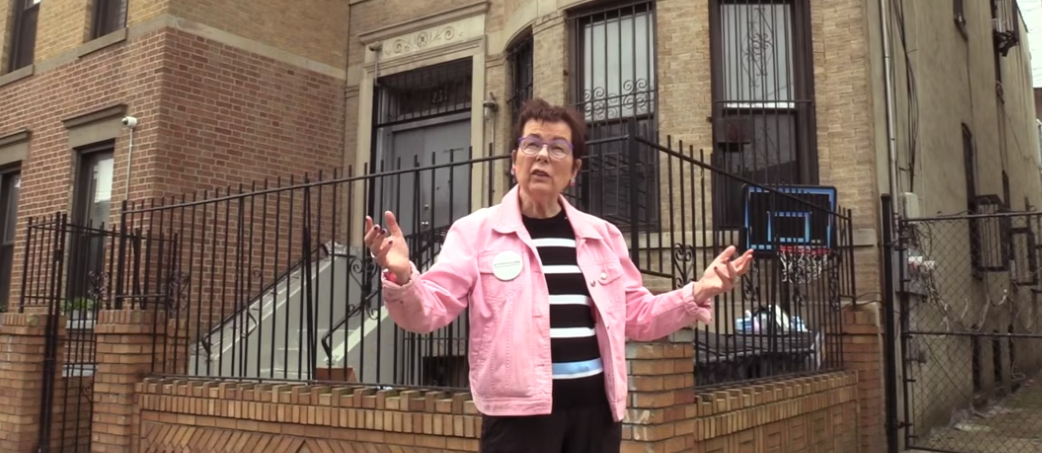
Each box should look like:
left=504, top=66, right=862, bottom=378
left=131, top=358, right=859, bottom=452
left=0, top=0, right=11, bottom=71
left=93, top=309, right=166, bottom=453
left=842, top=303, right=885, bottom=453
left=49, top=375, right=93, bottom=452
left=690, top=373, right=859, bottom=452
left=0, top=313, right=53, bottom=453
left=32, top=0, right=92, bottom=62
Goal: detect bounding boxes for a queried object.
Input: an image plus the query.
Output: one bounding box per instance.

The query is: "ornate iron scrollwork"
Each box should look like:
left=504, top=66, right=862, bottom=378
left=345, top=254, right=382, bottom=320
left=671, top=243, right=698, bottom=289
left=827, top=251, right=842, bottom=311
left=86, top=270, right=110, bottom=308
left=582, top=78, right=655, bottom=122
left=165, top=270, right=191, bottom=310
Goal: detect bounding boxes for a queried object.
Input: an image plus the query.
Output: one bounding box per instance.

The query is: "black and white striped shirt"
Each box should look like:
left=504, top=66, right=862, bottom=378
left=522, top=210, right=606, bottom=410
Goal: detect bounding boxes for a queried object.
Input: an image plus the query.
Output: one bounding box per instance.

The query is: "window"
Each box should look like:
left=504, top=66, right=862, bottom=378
left=962, top=124, right=987, bottom=279
left=91, top=0, right=127, bottom=39
left=710, top=0, right=818, bottom=228
left=954, top=0, right=967, bottom=38
left=0, top=170, right=20, bottom=311
left=7, top=0, right=40, bottom=72
left=962, top=124, right=977, bottom=211
left=67, top=145, right=114, bottom=300
left=506, top=31, right=534, bottom=127
left=569, top=0, right=658, bottom=228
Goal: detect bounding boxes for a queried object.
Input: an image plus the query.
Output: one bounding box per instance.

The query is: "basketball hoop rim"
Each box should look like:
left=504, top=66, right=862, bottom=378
left=777, top=245, right=830, bottom=256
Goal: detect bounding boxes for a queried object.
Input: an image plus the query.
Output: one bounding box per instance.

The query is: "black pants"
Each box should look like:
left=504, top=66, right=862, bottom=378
left=478, top=402, right=622, bottom=453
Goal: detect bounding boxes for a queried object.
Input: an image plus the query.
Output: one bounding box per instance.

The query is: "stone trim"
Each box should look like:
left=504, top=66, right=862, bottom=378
left=363, top=37, right=485, bottom=77
left=0, top=64, right=33, bottom=88
left=76, top=28, right=128, bottom=58
left=62, top=104, right=127, bottom=149
left=0, top=129, right=30, bottom=168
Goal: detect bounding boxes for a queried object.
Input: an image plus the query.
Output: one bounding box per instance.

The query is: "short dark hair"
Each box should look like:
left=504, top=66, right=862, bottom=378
left=512, top=98, right=588, bottom=160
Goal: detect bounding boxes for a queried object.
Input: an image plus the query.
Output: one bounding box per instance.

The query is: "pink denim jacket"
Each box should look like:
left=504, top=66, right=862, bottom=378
left=382, top=186, right=713, bottom=421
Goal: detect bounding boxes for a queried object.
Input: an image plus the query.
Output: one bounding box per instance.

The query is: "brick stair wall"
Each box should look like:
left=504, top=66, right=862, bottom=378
left=131, top=343, right=861, bottom=452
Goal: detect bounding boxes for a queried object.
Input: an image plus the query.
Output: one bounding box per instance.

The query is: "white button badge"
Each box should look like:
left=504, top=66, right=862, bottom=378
left=492, top=251, right=524, bottom=281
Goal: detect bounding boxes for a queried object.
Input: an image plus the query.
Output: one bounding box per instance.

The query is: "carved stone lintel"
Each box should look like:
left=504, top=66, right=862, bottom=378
left=386, top=26, right=463, bottom=57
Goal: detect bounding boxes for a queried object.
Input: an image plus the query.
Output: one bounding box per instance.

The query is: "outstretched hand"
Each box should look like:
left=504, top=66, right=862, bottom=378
left=695, top=246, right=755, bottom=307
left=364, top=212, right=412, bottom=283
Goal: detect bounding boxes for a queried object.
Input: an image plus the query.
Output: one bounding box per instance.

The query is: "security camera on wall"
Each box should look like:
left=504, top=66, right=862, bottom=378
left=122, top=116, right=138, bottom=129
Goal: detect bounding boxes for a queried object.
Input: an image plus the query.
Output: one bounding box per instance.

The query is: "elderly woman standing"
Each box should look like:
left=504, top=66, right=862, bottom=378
left=364, top=98, right=753, bottom=453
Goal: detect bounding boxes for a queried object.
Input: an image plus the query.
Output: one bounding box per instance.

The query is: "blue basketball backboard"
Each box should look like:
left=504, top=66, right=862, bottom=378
left=743, top=185, right=838, bottom=253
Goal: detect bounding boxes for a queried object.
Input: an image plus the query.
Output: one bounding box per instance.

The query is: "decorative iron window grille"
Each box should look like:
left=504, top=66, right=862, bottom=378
left=568, top=0, right=659, bottom=228
left=373, top=58, right=473, bottom=129
left=506, top=31, right=534, bottom=125
left=710, top=0, right=818, bottom=228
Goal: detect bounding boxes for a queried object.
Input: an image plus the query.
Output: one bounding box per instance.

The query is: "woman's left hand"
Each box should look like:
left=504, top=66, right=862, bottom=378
left=695, top=246, right=755, bottom=305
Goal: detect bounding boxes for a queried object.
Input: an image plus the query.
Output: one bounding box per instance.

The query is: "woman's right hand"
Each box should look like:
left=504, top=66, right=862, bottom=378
left=364, top=212, right=412, bottom=283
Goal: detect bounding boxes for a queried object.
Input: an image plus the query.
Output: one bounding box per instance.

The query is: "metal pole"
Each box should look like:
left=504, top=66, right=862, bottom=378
left=881, top=195, right=900, bottom=453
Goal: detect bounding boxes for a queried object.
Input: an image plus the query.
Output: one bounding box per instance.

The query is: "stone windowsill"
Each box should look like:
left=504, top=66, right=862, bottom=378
left=77, top=28, right=128, bottom=59
left=0, top=64, right=34, bottom=88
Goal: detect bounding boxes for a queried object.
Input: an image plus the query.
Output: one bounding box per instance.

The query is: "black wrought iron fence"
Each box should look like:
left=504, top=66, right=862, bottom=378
left=103, top=147, right=505, bottom=390
left=19, top=121, right=856, bottom=396
left=892, top=207, right=1042, bottom=453
left=620, top=125, right=853, bottom=387
left=20, top=214, right=148, bottom=453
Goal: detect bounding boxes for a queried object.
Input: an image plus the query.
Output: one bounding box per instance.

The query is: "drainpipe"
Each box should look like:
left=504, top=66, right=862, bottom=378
left=878, top=0, right=901, bottom=216
left=877, top=0, right=902, bottom=451
left=121, top=116, right=139, bottom=201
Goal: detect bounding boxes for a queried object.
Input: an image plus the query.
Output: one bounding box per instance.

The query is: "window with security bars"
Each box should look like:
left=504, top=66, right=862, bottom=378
left=7, top=0, right=40, bottom=72
left=506, top=31, right=534, bottom=126
left=91, top=0, right=127, bottom=39
left=710, top=0, right=818, bottom=228
left=372, top=59, right=473, bottom=128
left=568, top=0, right=659, bottom=228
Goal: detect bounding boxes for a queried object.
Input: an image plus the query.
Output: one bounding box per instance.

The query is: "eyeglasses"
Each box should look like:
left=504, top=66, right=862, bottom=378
left=518, top=136, right=573, bottom=160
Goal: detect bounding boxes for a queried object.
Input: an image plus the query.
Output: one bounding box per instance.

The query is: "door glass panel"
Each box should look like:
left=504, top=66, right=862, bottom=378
left=84, top=155, right=114, bottom=228
left=69, top=153, right=114, bottom=303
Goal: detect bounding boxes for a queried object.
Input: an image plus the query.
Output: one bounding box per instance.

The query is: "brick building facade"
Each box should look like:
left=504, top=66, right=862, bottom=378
left=0, top=0, right=349, bottom=312
left=0, top=0, right=1039, bottom=452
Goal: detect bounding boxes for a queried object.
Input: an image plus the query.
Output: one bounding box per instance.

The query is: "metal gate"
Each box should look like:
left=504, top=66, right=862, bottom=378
left=22, top=213, right=140, bottom=453
left=885, top=196, right=1042, bottom=453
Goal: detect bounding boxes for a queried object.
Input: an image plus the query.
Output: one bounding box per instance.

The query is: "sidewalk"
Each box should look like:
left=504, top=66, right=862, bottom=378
left=907, top=377, right=1042, bottom=453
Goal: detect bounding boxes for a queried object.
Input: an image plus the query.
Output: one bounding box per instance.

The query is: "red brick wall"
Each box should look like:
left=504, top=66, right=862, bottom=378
left=124, top=27, right=346, bottom=344
left=151, top=27, right=344, bottom=198
left=2, top=27, right=345, bottom=336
